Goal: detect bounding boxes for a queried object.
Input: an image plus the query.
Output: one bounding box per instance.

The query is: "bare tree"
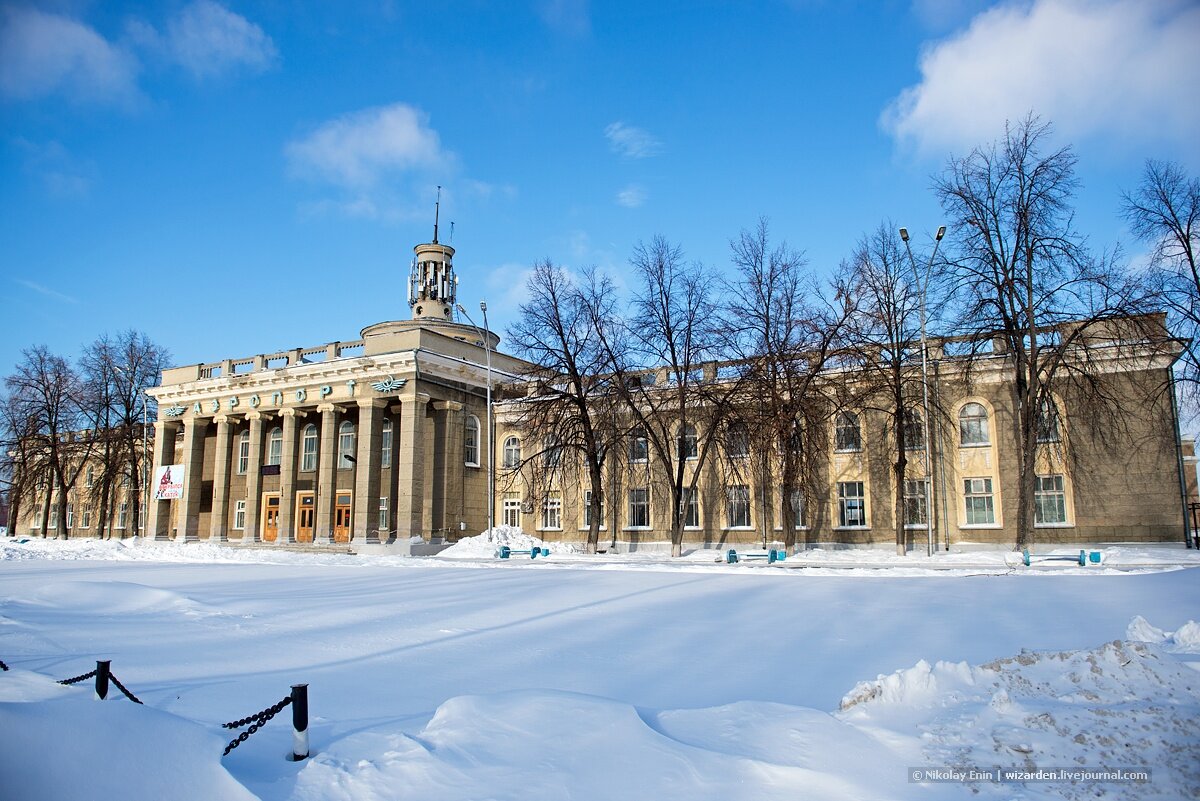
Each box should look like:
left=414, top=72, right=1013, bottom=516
left=844, top=223, right=932, bottom=554
left=726, top=218, right=855, bottom=551
left=4, top=346, right=92, bottom=538
left=1121, top=160, right=1200, bottom=395
left=505, top=262, right=622, bottom=553
left=936, top=116, right=1157, bottom=549
left=106, top=331, right=167, bottom=535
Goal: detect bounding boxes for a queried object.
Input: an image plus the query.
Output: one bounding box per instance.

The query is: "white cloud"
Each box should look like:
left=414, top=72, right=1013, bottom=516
left=616, top=184, right=646, bottom=208
left=604, top=122, right=662, bottom=159
left=161, top=0, right=278, bottom=79
left=883, top=0, right=1200, bottom=157
left=286, top=103, right=451, bottom=188
left=14, top=138, right=95, bottom=197
left=14, top=278, right=79, bottom=305
left=537, top=0, right=590, bottom=37
left=0, top=6, right=139, bottom=105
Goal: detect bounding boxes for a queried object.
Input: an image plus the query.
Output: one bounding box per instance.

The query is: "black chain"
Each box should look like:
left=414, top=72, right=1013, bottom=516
left=109, top=673, right=143, bottom=705
left=58, top=669, right=98, bottom=686
left=222, top=696, right=292, bottom=756
left=0, top=659, right=8, bottom=671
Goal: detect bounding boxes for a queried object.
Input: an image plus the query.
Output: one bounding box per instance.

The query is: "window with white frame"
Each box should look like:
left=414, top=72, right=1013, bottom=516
left=903, top=479, right=929, bottom=527
left=116, top=501, right=128, bottom=530
left=963, top=477, right=995, bottom=525
left=726, top=421, right=750, bottom=458
left=338, top=421, right=355, bottom=469
left=837, top=481, right=866, bottom=527
left=678, top=424, right=698, bottom=460
left=584, top=490, right=606, bottom=529
left=267, top=427, right=283, bottom=466
left=237, top=430, right=250, bottom=474
left=502, top=492, right=522, bottom=528
left=628, top=488, right=650, bottom=528
left=682, top=487, right=700, bottom=528
left=959, top=402, right=989, bottom=446
left=835, top=413, right=862, bottom=452
left=902, top=409, right=924, bottom=450
left=464, top=416, right=480, bottom=466
left=628, top=428, right=649, bottom=463
left=80, top=503, right=91, bottom=529
left=1036, top=397, right=1061, bottom=443
left=301, top=424, right=318, bottom=472
left=66, top=502, right=74, bottom=529
left=503, top=436, right=521, bottom=469
left=85, top=467, right=94, bottom=487
left=379, top=496, right=389, bottom=530
left=726, top=484, right=751, bottom=528
left=542, top=493, right=562, bottom=530
left=50, top=502, right=58, bottom=528
left=234, top=499, right=246, bottom=530
left=1034, top=474, right=1067, bottom=525
left=381, top=419, right=393, bottom=468
left=544, top=436, right=562, bottom=468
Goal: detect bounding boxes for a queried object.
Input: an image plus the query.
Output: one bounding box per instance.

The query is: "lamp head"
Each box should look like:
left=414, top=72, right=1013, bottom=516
left=480, top=301, right=487, bottom=313
left=935, top=225, right=946, bottom=241
left=899, top=227, right=909, bottom=242
left=455, top=304, right=466, bottom=315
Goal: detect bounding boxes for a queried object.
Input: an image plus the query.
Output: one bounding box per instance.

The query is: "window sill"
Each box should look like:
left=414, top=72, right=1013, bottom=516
left=465, top=462, right=480, bottom=469
left=623, top=526, right=652, bottom=532
left=833, top=525, right=870, bottom=531
left=577, top=527, right=608, bottom=531
left=537, top=528, right=563, bottom=533
left=833, top=449, right=862, bottom=455
left=1034, top=522, right=1074, bottom=528
left=960, top=524, right=1002, bottom=529
left=904, top=524, right=929, bottom=530
left=773, top=526, right=809, bottom=531
left=959, top=442, right=990, bottom=449
left=723, top=526, right=756, bottom=531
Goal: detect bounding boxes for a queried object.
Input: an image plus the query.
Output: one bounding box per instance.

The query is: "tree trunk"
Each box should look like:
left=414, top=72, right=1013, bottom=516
left=894, top=405, right=908, bottom=556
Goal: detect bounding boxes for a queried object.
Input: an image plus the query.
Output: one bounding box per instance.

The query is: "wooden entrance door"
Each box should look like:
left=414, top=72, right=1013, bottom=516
left=296, top=492, right=315, bottom=543
left=262, top=494, right=280, bottom=542
left=334, top=492, right=352, bottom=543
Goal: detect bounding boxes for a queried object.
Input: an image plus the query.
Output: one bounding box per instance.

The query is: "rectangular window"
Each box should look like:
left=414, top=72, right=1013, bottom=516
left=379, top=496, right=389, bottom=530
left=628, top=430, right=648, bottom=463
left=583, top=490, right=606, bottom=529
left=628, top=488, right=650, bottom=528
left=234, top=499, right=246, bottom=530
left=502, top=492, right=522, bottom=528
left=542, top=493, right=562, bottom=530
left=66, top=502, right=74, bottom=529
left=301, top=431, right=318, bottom=472
left=963, top=477, right=995, bottom=525
left=50, top=502, right=58, bottom=528
left=785, top=489, right=805, bottom=529
left=682, top=487, right=699, bottom=528
left=85, top=468, right=94, bottom=488
left=381, top=425, right=392, bottom=469
left=237, top=435, right=250, bottom=474
left=1034, top=474, right=1067, bottom=525
left=903, top=479, right=929, bottom=528
left=726, top=484, right=751, bottom=528
left=81, top=503, right=90, bottom=528
left=464, top=419, right=479, bottom=466
left=116, top=502, right=128, bottom=530
left=837, top=481, right=866, bottom=527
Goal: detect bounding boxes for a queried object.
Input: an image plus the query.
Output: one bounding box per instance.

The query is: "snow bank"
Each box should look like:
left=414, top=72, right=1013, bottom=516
left=436, top=526, right=580, bottom=559
left=0, top=671, right=256, bottom=801
left=840, top=640, right=1200, bottom=799
left=1127, top=615, right=1200, bottom=653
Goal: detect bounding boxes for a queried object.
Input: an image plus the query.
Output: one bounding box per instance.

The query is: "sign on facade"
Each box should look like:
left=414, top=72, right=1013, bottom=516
left=154, top=465, right=185, bottom=500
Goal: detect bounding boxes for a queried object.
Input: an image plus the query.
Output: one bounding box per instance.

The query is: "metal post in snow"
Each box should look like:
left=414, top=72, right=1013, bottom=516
left=95, top=660, right=111, bottom=700
left=290, top=684, right=309, bottom=761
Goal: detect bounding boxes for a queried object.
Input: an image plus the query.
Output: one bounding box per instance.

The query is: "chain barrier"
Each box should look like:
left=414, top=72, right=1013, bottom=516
left=58, top=669, right=98, bottom=686
left=109, top=673, right=143, bottom=705
left=223, top=696, right=292, bottom=756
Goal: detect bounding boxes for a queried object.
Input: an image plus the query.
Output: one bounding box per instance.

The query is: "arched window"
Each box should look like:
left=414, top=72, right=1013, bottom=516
left=503, top=436, right=521, bottom=468
left=464, top=415, right=480, bottom=466
left=267, top=427, right=283, bottom=465
left=1036, top=397, right=1061, bottom=443
left=835, top=412, right=861, bottom=452
left=726, top=421, right=749, bottom=458
left=902, top=409, right=924, bottom=450
left=338, top=421, right=356, bottom=469
left=381, top=419, right=393, bottom=468
left=959, top=402, right=989, bottom=446
left=301, top=424, right=318, bottom=471
left=678, top=423, right=698, bottom=460
left=237, top=430, right=250, bottom=474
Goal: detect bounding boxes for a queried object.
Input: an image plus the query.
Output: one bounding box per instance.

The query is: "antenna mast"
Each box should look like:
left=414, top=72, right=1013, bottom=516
left=433, top=185, right=441, bottom=244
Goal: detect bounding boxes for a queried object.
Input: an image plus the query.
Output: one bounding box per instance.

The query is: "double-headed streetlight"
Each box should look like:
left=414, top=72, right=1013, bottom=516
left=899, top=225, right=946, bottom=557
left=456, top=301, right=494, bottom=534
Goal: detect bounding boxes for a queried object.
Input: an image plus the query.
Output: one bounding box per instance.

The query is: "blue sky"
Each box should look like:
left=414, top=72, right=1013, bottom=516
left=2, top=0, right=1198, bottom=383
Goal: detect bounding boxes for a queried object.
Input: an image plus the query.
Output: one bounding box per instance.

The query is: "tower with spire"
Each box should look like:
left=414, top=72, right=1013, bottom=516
left=408, top=186, right=457, bottom=320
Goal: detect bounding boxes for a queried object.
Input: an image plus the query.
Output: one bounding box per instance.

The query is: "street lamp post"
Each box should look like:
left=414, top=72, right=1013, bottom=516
left=457, top=302, right=494, bottom=534
left=900, top=225, right=946, bottom=557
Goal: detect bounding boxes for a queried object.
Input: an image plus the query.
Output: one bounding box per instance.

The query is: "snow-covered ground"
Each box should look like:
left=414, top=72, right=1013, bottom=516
left=2, top=536, right=1198, bottom=800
